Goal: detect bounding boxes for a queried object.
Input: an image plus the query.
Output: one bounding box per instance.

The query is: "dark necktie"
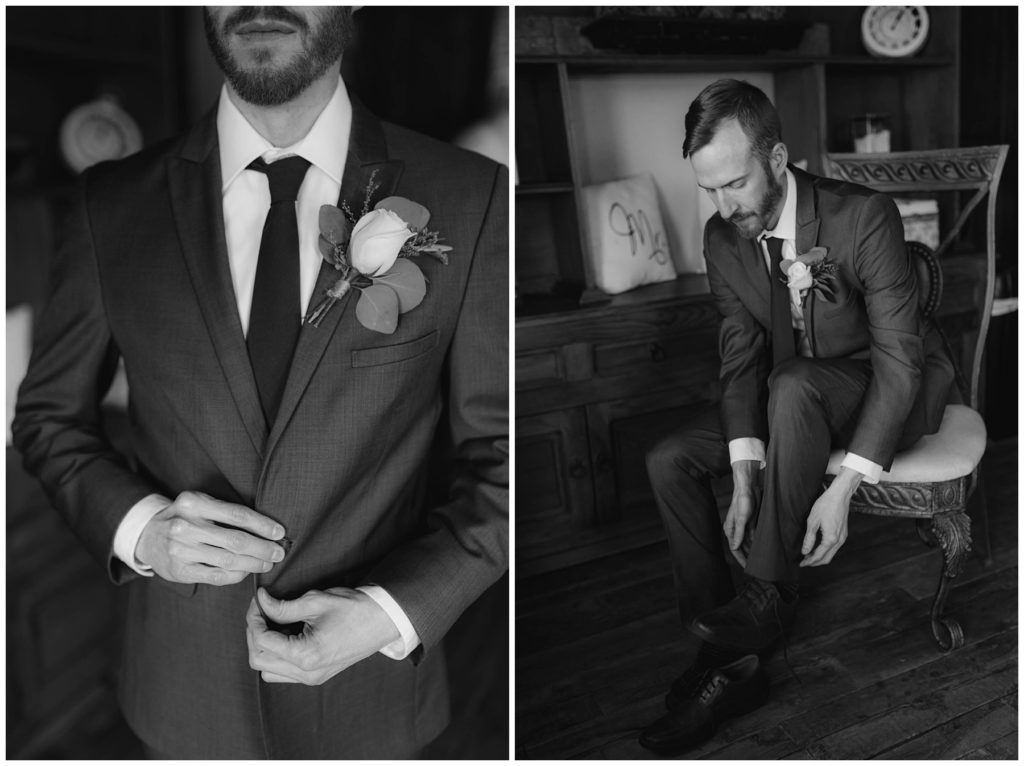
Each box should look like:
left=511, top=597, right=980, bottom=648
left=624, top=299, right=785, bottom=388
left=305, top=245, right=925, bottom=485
left=765, top=236, right=796, bottom=366
left=246, top=155, right=311, bottom=424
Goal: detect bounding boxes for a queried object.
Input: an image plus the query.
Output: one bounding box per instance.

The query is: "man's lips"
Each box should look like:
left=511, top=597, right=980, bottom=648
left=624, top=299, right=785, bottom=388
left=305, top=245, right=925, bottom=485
left=234, top=21, right=297, bottom=36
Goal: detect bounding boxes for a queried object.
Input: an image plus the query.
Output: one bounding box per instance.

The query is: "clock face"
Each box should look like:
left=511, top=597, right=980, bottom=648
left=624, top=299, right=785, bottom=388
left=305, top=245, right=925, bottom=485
left=862, top=6, right=930, bottom=58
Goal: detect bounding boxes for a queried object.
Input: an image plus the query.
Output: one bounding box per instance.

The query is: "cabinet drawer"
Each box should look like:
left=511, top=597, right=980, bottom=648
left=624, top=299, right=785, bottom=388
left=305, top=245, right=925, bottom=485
left=594, top=330, right=717, bottom=378
left=516, top=349, right=563, bottom=390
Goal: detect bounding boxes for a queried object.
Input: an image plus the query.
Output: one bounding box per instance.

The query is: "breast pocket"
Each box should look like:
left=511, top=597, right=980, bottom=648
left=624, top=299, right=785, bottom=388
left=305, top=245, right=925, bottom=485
left=351, top=330, right=440, bottom=368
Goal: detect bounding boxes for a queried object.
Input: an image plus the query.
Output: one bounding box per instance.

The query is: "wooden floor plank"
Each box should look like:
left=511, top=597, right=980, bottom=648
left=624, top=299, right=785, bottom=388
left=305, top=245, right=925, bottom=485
left=878, top=692, right=1018, bottom=760
left=778, top=628, right=1017, bottom=747
left=957, top=728, right=1019, bottom=759
left=810, top=664, right=1018, bottom=759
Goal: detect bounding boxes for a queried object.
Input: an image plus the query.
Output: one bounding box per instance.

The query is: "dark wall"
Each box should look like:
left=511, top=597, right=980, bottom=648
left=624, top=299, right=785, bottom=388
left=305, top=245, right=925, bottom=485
left=344, top=7, right=499, bottom=143
left=959, top=6, right=1017, bottom=289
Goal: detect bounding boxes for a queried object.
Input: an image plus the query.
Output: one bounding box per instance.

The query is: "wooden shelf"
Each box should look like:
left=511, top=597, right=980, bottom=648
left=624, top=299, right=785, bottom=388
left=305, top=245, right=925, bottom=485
left=518, top=53, right=955, bottom=73
left=515, top=182, right=575, bottom=196
left=517, top=275, right=711, bottom=326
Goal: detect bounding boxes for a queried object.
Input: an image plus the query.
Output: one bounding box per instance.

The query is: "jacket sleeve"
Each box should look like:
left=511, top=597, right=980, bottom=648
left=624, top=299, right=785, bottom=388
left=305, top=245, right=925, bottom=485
left=704, top=223, right=771, bottom=444
left=12, top=174, right=158, bottom=582
left=845, top=192, right=924, bottom=466
left=363, top=164, right=509, bottom=652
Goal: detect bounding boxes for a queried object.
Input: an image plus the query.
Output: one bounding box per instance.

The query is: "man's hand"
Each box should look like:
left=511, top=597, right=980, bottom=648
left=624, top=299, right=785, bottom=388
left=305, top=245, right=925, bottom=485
left=800, top=466, right=862, bottom=567
left=135, top=491, right=286, bottom=585
left=724, top=459, right=760, bottom=566
left=246, top=587, right=401, bottom=685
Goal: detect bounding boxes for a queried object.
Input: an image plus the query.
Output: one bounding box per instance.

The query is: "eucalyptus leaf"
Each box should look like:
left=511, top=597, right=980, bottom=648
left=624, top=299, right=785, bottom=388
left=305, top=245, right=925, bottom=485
left=373, top=258, right=426, bottom=313
left=375, top=196, right=431, bottom=231
left=319, top=205, right=350, bottom=245
left=319, top=234, right=346, bottom=268
left=355, top=284, right=400, bottom=334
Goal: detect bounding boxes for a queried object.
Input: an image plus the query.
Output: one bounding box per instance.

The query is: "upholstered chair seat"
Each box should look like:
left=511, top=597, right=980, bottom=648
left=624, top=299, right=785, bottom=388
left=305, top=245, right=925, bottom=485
left=826, top=404, right=987, bottom=484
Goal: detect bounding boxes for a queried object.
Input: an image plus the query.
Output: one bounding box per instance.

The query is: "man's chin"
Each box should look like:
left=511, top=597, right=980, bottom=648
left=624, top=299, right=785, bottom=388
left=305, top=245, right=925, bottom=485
left=729, top=217, right=762, bottom=240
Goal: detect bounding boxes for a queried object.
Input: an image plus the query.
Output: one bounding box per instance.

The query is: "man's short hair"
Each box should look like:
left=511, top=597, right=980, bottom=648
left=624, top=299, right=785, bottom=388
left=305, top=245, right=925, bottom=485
left=682, top=79, right=783, bottom=168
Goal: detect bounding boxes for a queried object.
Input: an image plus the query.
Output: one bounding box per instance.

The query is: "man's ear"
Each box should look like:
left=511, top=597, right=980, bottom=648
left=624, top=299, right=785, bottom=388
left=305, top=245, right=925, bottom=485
left=770, top=142, right=789, bottom=176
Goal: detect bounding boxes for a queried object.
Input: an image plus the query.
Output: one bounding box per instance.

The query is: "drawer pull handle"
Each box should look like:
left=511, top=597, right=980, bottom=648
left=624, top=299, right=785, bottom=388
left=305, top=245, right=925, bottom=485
left=569, top=458, right=588, bottom=479
left=649, top=342, right=666, bottom=362
left=596, top=452, right=613, bottom=474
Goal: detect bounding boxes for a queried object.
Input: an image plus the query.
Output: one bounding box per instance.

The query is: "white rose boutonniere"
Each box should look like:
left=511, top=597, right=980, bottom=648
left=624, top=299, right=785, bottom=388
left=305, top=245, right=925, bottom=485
left=779, top=246, right=838, bottom=304
left=348, top=209, right=414, bottom=276
left=307, top=170, right=453, bottom=334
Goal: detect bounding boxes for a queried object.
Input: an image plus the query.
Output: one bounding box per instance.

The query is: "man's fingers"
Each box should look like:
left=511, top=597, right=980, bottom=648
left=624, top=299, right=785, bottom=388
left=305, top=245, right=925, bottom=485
left=246, top=596, right=267, bottom=631
left=175, top=491, right=286, bottom=542
left=257, top=587, right=321, bottom=624
left=801, top=519, right=819, bottom=555
left=249, top=643, right=310, bottom=682
left=193, top=524, right=286, bottom=565
left=177, top=563, right=249, bottom=586
left=729, top=545, right=747, bottom=567
left=194, top=543, right=277, bottom=574
left=169, top=537, right=275, bottom=575
left=261, top=671, right=300, bottom=684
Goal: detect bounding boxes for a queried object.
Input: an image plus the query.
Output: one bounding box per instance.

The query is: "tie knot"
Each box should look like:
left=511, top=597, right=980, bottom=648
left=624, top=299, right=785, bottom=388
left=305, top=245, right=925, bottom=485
left=764, top=236, right=785, bottom=263
left=249, top=156, right=311, bottom=204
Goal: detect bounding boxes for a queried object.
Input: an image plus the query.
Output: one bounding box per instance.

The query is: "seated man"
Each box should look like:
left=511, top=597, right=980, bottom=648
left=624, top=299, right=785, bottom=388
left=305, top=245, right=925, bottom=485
left=640, top=79, right=953, bottom=755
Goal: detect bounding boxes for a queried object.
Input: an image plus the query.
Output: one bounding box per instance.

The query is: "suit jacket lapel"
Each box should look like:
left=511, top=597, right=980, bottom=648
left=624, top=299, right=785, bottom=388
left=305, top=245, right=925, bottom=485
left=168, top=112, right=267, bottom=457
left=792, top=166, right=822, bottom=352
left=267, top=97, right=404, bottom=453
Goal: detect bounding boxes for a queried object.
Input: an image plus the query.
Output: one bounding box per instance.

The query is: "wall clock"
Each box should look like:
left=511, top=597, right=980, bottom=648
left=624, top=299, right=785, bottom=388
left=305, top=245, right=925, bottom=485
left=861, top=6, right=930, bottom=58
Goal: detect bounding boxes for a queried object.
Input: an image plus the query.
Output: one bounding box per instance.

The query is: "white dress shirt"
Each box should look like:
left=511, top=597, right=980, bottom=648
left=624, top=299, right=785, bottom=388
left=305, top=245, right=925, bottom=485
left=112, top=77, right=420, bottom=659
left=727, top=168, right=884, bottom=484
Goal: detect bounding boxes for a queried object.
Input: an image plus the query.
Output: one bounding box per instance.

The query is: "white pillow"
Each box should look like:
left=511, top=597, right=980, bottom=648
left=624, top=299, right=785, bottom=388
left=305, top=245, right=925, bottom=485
left=7, top=304, right=32, bottom=445
left=582, top=173, right=677, bottom=295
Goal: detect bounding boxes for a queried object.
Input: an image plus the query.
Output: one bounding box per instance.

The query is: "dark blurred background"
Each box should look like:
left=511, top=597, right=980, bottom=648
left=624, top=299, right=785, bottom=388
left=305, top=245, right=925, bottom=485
left=6, top=6, right=508, bottom=758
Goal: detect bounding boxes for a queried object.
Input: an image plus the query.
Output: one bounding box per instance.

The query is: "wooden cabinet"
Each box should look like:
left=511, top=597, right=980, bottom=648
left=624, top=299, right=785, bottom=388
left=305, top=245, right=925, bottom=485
left=516, top=278, right=721, bottom=576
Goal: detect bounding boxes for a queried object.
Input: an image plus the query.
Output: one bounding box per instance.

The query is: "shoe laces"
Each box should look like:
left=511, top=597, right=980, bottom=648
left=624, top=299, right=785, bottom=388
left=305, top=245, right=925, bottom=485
left=697, top=672, right=725, bottom=703
left=739, top=578, right=778, bottom=615
left=675, top=664, right=708, bottom=699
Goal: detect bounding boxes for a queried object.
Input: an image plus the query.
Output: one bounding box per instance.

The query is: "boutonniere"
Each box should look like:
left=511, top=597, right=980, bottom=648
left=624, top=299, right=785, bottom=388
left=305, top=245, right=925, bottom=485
left=779, top=246, right=838, bottom=303
left=307, top=170, right=452, bottom=333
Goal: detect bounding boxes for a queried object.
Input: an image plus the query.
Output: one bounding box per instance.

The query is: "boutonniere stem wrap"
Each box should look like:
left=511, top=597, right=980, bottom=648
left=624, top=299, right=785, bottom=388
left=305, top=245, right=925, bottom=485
left=779, top=246, right=838, bottom=305
left=307, top=170, right=452, bottom=334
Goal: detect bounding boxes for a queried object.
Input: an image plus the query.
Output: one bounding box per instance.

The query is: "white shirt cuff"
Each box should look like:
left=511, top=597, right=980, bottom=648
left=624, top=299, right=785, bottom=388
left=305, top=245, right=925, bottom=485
left=728, top=437, right=766, bottom=469
left=839, top=452, right=884, bottom=484
left=113, top=493, right=171, bottom=576
left=356, top=584, right=421, bottom=660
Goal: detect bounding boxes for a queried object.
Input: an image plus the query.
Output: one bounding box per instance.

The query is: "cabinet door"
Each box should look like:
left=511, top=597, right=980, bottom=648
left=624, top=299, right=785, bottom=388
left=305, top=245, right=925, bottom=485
left=515, top=408, right=594, bottom=564
left=587, top=388, right=721, bottom=525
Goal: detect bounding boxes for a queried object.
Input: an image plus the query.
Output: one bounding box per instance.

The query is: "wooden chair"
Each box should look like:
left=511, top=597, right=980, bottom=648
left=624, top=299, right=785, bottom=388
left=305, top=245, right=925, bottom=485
left=822, top=145, right=1009, bottom=651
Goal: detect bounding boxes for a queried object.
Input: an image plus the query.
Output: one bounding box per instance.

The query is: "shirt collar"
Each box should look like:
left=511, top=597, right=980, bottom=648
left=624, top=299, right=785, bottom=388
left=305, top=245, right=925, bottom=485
left=762, top=167, right=797, bottom=242
left=217, top=75, right=352, bottom=191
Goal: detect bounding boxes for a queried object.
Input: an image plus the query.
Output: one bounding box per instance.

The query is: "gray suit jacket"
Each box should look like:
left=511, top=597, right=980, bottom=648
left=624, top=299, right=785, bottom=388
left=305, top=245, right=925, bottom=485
left=13, top=98, right=509, bottom=758
left=705, top=165, right=953, bottom=469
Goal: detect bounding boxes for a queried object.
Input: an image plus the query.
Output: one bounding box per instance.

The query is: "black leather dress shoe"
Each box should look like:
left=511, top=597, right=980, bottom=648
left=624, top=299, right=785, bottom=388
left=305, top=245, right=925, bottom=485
left=640, top=655, right=769, bottom=755
left=688, top=578, right=796, bottom=653
left=665, top=664, right=706, bottom=712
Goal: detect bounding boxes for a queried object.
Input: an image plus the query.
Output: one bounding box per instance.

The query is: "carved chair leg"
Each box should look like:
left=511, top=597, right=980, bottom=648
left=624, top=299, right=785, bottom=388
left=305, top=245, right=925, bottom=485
left=968, top=470, right=993, bottom=566
left=929, top=511, right=972, bottom=651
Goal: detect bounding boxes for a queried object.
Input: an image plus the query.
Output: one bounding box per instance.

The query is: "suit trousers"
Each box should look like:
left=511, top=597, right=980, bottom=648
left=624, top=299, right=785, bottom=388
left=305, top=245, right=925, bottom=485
left=646, top=357, right=877, bottom=625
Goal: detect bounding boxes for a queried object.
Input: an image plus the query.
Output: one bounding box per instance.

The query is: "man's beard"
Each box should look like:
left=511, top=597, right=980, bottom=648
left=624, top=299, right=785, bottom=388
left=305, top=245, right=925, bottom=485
left=728, top=166, right=785, bottom=240
left=204, top=6, right=352, bottom=107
